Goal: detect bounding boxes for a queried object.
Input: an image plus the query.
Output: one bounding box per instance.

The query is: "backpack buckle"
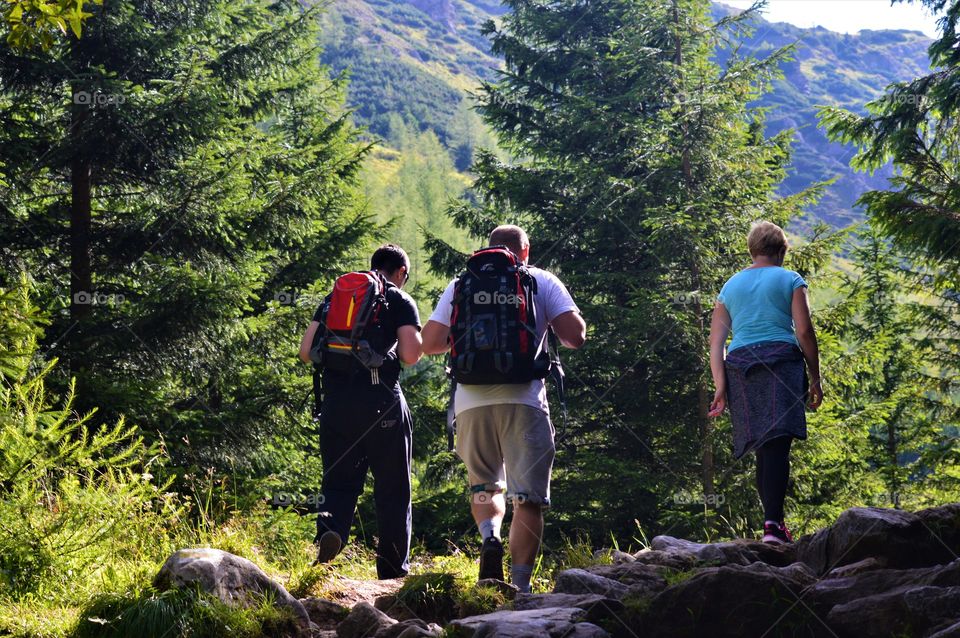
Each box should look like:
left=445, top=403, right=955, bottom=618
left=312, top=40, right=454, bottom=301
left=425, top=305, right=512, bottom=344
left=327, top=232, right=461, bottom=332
left=493, top=352, right=513, bottom=373
left=455, top=353, right=475, bottom=374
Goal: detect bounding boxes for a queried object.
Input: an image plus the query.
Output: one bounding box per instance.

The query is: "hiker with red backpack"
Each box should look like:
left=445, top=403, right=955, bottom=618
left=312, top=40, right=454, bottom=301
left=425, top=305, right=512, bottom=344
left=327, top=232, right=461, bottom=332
left=298, top=244, right=422, bottom=578
left=422, top=225, right=586, bottom=592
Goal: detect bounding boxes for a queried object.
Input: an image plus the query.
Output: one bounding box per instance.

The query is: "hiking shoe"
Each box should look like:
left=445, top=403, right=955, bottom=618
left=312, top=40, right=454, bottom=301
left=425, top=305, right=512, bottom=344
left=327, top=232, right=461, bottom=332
left=478, top=536, right=505, bottom=582
left=762, top=522, right=794, bottom=545
left=314, top=530, right=343, bottom=564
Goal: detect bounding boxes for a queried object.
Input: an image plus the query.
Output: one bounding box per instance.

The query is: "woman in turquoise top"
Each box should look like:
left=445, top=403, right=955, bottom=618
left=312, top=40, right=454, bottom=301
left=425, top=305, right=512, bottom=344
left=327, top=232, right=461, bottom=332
left=708, top=221, right=823, bottom=545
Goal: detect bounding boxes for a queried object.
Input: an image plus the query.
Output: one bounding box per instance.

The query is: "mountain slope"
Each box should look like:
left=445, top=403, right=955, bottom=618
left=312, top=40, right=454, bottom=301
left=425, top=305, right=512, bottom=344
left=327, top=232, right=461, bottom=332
left=713, top=4, right=932, bottom=226
left=319, top=0, right=932, bottom=227
left=317, top=0, right=502, bottom=152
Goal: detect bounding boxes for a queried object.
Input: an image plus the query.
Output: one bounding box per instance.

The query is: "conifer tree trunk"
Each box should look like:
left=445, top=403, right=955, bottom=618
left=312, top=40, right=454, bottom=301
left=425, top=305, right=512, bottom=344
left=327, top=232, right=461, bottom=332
left=69, top=86, right=92, bottom=383
left=672, top=0, right=715, bottom=512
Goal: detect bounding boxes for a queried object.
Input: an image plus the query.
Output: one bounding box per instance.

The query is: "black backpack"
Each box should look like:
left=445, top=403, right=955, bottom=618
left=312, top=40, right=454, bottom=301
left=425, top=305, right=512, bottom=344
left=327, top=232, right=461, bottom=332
left=447, top=245, right=551, bottom=384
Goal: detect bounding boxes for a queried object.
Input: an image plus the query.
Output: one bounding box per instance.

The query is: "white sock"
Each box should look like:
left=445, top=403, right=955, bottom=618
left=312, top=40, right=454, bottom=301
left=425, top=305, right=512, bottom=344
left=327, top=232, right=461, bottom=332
left=478, top=518, right=501, bottom=540
left=511, top=564, right=534, bottom=593
left=765, top=520, right=780, bottom=527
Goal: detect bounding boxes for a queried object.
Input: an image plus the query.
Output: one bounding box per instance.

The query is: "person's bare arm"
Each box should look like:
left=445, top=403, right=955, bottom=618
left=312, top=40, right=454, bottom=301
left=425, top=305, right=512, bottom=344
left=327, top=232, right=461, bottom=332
left=299, top=321, right=320, bottom=363
left=551, top=310, right=586, bottom=349
left=708, top=302, right=731, bottom=417
left=792, top=287, right=823, bottom=409
left=397, top=325, right=423, bottom=366
left=421, top=319, right=451, bottom=355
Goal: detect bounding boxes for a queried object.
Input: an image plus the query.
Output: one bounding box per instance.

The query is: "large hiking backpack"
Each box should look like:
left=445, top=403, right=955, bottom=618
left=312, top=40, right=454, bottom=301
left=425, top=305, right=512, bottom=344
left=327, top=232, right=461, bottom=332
left=309, top=271, right=389, bottom=377
left=447, top=246, right=551, bottom=384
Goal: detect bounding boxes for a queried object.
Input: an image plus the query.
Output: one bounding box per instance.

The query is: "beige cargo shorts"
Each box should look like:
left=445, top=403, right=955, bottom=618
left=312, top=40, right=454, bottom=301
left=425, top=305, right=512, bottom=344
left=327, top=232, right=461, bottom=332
left=455, top=403, right=555, bottom=507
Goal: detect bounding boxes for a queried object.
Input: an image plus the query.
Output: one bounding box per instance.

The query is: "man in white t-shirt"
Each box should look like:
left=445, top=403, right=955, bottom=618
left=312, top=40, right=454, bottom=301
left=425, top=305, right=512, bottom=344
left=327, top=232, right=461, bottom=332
left=422, top=225, right=586, bottom=592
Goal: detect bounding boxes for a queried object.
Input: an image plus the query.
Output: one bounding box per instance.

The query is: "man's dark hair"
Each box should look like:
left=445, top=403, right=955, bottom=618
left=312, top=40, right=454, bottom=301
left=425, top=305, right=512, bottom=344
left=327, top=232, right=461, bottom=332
left=371, top=243, right=410, bottom=275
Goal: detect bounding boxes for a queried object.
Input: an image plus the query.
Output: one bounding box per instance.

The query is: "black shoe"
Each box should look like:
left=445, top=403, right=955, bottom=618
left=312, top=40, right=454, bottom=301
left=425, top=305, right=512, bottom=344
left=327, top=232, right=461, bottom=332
left=314, top=530, right=342, bottom=564
left=478, top=536, right=504, bottom=582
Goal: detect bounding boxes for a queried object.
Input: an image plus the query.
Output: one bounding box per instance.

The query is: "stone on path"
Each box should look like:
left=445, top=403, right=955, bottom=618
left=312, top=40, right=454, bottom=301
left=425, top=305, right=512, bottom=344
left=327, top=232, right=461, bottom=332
left=153, top=547, right=310, bottom=632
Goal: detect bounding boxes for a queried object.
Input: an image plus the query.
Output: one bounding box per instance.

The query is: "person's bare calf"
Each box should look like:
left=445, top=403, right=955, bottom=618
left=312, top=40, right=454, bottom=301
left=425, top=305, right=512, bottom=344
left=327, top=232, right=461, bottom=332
left=471, top=491, right=506, bottom=534
left=508, top=500, right=543, bottom=592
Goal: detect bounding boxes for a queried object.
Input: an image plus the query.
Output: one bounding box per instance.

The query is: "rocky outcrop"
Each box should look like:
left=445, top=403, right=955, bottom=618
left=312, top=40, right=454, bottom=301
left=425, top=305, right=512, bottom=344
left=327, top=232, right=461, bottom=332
left=152, top=504, right=960, bottom=638
left=798, top=505, right=960, bottom=575
left=537, top=503, right=960, bottom=638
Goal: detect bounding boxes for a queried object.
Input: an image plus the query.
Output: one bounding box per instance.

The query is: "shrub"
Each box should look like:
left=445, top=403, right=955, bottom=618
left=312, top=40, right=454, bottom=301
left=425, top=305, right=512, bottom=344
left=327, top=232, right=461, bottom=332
left=0, top=277, right=176, bottom=598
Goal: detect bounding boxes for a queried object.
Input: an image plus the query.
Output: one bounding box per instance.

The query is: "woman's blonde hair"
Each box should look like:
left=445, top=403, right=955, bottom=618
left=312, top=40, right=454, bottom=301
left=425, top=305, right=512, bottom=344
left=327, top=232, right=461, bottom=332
left=747, top=221, right=788, bottom=258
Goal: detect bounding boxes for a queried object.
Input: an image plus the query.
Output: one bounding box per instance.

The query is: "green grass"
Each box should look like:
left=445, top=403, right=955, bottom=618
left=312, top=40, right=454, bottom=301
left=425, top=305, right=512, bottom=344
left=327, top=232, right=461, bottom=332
left=72, top=586, right=301, bottom=638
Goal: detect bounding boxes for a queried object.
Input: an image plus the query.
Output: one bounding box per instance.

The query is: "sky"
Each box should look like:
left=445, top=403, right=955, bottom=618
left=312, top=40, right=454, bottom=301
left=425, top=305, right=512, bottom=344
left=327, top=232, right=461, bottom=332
left=723, top=0, right=941, bottom=37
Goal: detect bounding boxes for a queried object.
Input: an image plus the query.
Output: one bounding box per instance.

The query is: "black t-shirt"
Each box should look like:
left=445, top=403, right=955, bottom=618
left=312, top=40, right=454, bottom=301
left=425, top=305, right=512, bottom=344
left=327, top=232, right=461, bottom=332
left=313, top=281, right=421, bottom=389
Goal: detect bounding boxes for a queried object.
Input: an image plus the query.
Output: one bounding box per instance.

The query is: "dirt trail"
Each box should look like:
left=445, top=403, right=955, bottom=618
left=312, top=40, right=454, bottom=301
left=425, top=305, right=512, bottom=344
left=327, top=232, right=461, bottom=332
left=318, top=576, right=404, bottom=608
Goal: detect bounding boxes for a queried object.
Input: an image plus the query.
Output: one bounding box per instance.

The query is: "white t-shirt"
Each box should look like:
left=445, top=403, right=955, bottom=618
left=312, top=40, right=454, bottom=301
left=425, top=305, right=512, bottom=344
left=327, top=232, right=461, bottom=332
left=428, top=266, right=579, bottom=416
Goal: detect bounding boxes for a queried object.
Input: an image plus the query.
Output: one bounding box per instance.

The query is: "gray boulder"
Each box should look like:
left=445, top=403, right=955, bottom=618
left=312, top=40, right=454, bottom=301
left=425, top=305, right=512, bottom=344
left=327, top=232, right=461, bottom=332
left=797, top=506, right=959, bottom=575
left=826, top=585, right=960, bottom=638
left=153, top=548, right=310, bottom=632
left=641, top=561, right=814, bottom=638
left=563, top=623, right=611, bottom=637
left=929, top=620, right=960, bottom=638
left=376, top=618, right=440, bottom=638
left=301, top=597, right=350, bottom=630
left=651, top=535, right=796, bottom=567
left=593, top=549, right=636, bottom=564
left=553, top=568, right=629, bottom=599
left=583, top=561, right=669, bottom=598
left=631, top=547, right=698, bottom=571
left=808, top=559, right=960, bottom=613
left=824, top=556, right=887, bottom=579
left=337, top=601, right=397, bottom=638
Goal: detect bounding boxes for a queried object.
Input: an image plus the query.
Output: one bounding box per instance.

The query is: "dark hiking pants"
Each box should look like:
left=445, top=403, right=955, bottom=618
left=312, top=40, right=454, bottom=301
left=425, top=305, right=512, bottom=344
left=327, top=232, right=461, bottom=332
left=316, top=381, right=413, bottom=579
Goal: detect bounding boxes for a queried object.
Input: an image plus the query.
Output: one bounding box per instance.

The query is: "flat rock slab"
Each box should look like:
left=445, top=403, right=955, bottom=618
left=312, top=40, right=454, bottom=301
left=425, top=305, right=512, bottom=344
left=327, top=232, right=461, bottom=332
left=651, top=535, right=796, bottom=567
left=512, top=592, right=625, bottom=624
left=449, top=606, right=598, bottom=638
left=154, top=548, right=309, bottom=630
left=553, top=568, right=629, bottom=599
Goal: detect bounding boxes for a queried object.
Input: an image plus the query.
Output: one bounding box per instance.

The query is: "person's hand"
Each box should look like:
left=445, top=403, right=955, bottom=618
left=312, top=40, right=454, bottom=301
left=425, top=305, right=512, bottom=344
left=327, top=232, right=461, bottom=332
left=708, top=388, right=727, bottom=418
left=807, top=377, right=823, bottom=410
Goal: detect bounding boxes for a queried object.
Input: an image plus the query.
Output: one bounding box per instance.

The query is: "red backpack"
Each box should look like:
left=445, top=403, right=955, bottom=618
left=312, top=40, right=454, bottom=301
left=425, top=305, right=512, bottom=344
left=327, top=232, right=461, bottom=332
left=309, top=271, right=388, bottom=375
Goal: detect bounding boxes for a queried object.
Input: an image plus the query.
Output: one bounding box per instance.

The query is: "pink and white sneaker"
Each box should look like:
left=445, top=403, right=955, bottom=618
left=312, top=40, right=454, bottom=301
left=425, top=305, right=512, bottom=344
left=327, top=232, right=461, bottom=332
left=762, top=522, right=794, bottom=545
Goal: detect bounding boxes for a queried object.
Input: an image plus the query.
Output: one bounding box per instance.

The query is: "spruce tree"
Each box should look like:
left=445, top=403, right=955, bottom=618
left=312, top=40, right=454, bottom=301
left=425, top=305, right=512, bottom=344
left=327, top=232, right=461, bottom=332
left=431, top=0, right=820, bottom=539
left=819, top=0, right=960, bottom=266
left=0, top=0, right=372, bottom=480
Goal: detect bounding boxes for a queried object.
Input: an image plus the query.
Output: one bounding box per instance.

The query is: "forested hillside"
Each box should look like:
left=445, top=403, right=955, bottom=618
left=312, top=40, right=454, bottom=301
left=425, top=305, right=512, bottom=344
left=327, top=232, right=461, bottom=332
left=320, top=0, right=931, bottom=228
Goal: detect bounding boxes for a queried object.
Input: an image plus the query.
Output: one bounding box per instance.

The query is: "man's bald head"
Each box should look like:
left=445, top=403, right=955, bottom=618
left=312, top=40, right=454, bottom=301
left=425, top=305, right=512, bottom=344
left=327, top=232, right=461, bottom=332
left=489, top=225, right=530, bottom=259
